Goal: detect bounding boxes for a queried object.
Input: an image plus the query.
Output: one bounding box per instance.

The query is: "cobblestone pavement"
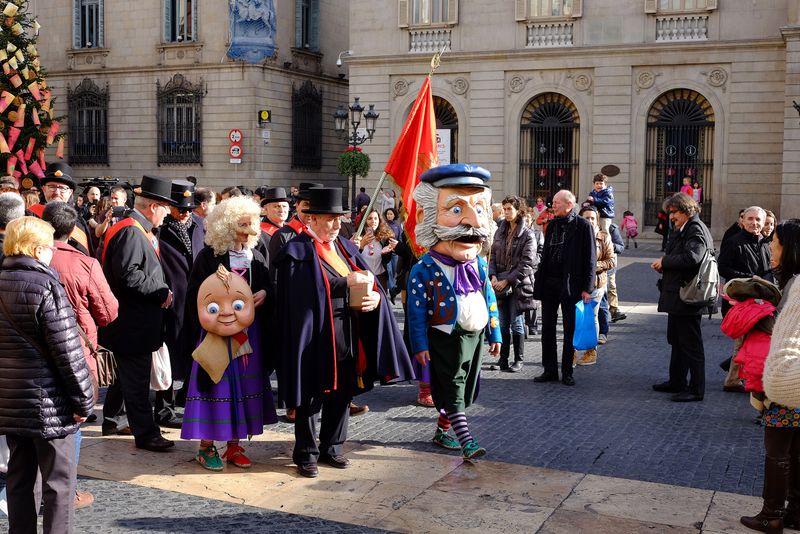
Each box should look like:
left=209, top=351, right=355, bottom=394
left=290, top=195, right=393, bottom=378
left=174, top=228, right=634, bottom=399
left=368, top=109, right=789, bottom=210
left=0, top=241, right=766, bottom=532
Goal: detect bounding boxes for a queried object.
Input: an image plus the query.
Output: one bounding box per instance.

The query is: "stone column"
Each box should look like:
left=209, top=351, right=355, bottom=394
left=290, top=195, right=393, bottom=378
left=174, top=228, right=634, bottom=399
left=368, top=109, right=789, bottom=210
left=781, top=26, right=800, bottom=220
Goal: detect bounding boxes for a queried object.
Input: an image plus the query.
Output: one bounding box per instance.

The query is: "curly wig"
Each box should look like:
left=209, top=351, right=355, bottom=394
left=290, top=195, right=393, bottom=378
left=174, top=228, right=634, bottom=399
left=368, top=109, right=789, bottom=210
left=204, top=196, right=261, bottom=256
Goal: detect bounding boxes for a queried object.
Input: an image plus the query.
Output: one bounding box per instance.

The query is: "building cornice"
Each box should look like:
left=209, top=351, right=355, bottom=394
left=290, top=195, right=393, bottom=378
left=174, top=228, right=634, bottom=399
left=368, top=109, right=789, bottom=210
left=781, top=26, right=800, bottom=41
left=346, top=38, right=786, bottom=70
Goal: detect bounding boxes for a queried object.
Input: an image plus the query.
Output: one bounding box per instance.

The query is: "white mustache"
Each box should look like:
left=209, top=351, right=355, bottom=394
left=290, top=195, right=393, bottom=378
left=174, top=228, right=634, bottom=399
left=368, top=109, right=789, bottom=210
left=432, top=224, right=489, bottom=242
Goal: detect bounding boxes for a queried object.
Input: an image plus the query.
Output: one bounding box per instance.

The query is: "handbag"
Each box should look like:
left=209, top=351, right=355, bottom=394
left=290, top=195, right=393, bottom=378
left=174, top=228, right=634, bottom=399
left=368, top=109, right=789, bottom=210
left=679, top=234, right=719, bottom=307
left=151, top=343, right=172, bottom=391
left=76, top=324, right=117, bottom=388
left=572, top=300, right=598, bottom=351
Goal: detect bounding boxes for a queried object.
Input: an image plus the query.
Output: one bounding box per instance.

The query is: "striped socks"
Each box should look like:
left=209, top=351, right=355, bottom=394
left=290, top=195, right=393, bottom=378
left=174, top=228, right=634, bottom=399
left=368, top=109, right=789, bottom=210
left=447, top=411, right=473, bottom=448
left=437, top=410, right=451, bottom=432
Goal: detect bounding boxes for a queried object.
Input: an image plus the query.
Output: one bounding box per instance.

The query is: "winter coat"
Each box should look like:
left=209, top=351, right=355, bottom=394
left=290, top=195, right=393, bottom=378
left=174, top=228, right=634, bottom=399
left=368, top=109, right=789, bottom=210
left=49, top=241, right=119, bottom=380
left=593, top=230, right=616, bottom=290
left=608, top=223, right=625, bottom=255
left=717, top=228, right=772, bottom=281
left=489, top=217, right=539, bottom=312
left=0, top=255, right=94, bottom=439
left=763, top=275, right=800, bottom=408
left=657, top=214, right=714, bottom=316
left=587, top=186, right=615, bottom=219
left=533, top=211, right=596, bottom=302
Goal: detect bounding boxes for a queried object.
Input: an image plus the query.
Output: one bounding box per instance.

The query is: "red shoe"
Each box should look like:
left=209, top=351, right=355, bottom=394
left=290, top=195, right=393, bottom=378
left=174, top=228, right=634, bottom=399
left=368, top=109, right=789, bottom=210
left=416, top=393, right=434, bottom=407
left=222, top=444, right=252, bottom=468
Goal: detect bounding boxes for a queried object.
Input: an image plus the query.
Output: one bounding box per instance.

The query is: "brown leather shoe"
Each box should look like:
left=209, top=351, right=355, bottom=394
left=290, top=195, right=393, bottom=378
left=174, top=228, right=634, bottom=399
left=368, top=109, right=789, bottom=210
left=74, top=490, right=94, bottom=509
left=723, top=383, right=747, bottom=393
left=319, top=454, right=350, bottom=469
left=135, top=435, right=175, bottom=452
left=297, top=462, right=319, bottom=478
left=349, top=402, right=369, bottom=417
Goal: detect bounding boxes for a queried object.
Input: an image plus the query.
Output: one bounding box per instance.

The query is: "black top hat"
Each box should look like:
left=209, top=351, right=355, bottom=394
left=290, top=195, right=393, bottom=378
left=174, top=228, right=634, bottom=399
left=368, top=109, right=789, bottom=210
left=170, top=179, right=197, bottom=209
left=296, top=182, right=324, bottom=201
left=133, top=175, right=173, bottom=204
left=41, top=162, right=76, bottom=189
left=304, top=187, right=348, bottom=215
left=260, top=186, right=289, bottom=206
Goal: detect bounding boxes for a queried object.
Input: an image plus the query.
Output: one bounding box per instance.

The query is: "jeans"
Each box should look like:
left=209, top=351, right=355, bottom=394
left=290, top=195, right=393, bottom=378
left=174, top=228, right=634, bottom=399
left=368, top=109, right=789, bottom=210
left=386, top=255, right=399, bottom=292
left=598, top=288, right=610, bottom=336
left=498, top=297, right=525, bottom=336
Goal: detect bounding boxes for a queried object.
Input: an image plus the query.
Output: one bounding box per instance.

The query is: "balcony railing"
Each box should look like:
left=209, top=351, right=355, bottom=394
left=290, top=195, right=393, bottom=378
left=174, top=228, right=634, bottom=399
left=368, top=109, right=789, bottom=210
left=526, top=22, right=574, bottom=48
left=656, top=15, right=708, bottom=41
left=409, top=28, right=451, bottom=53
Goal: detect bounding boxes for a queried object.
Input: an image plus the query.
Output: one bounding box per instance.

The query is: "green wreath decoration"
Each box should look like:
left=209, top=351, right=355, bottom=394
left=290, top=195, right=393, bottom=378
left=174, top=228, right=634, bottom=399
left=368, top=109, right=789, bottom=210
left=337, top=147, right=370, bottom=178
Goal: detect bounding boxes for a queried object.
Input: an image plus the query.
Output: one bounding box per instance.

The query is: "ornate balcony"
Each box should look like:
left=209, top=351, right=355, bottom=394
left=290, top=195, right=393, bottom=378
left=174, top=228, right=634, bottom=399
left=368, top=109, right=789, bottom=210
left=656, top=15, right=708, bottom=41
left=526, top=22, right=574, bottom=48
left=409, top=28, right=451, bottom=53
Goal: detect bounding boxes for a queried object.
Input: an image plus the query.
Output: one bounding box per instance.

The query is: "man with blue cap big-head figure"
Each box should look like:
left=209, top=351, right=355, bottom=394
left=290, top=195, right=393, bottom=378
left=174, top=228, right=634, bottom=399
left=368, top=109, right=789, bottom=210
left=406, top=164, right=502, bottom=460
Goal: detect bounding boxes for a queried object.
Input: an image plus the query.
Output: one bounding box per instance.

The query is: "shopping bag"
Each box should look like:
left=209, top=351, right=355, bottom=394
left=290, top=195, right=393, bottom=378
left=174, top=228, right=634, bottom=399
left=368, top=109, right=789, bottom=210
left=572, top=300, right=599, bottom=351
left=150, top=343, right=172, bottom=391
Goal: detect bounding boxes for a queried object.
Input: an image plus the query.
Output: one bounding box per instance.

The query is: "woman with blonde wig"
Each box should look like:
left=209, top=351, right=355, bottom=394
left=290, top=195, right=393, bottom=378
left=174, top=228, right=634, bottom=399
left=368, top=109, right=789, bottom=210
left=181, top=196, right=277, bottom=471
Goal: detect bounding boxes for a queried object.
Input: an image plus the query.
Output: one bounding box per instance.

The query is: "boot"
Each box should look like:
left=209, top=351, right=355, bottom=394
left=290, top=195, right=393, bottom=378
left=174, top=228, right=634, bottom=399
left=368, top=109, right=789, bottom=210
left=740, top=506, right=784, bottom=533
left=497, top=331, right=510, bottom=371
left=509, top=334, right=523, bottom=372
left=784, top=457, right=800, bottom=529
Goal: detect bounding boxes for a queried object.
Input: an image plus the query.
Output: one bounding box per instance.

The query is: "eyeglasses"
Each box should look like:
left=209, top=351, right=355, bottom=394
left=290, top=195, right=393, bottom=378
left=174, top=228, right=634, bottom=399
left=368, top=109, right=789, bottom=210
left=45, top=184, right=71, bottom=192
left=177, top=208, right=192, bottom=214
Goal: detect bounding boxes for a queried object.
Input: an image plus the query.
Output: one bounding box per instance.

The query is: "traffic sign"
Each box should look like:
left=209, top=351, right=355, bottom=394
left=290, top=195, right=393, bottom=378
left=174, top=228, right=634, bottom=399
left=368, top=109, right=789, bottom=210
left=228, top=129, right=243, bottom=144
left=229, top=145, right=242, bottom=158
left=258, top=110, right=271, bottom=126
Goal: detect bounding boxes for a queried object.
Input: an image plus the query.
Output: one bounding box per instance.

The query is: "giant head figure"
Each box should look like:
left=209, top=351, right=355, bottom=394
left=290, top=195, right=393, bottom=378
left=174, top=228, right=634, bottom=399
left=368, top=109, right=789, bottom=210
left=413, top=164, right=492, bottom=262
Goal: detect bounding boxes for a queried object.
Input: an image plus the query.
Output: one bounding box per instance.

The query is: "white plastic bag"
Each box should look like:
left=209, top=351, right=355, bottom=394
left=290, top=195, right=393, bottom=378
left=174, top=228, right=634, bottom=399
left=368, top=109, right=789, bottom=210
left=150, top=343, right=172, bottom=391
left=0, top=435, right=8, bottom=473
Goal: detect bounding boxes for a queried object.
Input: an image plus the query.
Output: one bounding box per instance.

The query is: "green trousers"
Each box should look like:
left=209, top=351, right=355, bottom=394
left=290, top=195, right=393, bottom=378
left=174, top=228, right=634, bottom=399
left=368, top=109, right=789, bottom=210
left=428, top=327, right=484, bottom=413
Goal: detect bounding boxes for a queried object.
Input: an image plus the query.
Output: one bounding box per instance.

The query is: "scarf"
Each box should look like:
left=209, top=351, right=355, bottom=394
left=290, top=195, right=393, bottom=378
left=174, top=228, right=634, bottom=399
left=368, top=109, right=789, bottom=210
left=428, top=249, right=482, bottom=296
left=164, top=215, right=192, bottom=258
left=546, top=209, right=577, bottom=266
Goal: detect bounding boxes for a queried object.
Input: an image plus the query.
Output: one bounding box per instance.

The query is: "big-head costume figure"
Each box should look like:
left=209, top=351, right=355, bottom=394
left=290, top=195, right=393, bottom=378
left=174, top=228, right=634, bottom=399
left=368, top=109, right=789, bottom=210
left=406, top=163, right=502, bottom=460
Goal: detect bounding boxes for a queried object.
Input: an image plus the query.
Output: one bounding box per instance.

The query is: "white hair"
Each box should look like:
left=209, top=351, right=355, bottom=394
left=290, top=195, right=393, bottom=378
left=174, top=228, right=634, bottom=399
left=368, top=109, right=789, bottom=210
left=0, top=192, right=25, bottom=229
left=743, top=206, right=766, bottom=220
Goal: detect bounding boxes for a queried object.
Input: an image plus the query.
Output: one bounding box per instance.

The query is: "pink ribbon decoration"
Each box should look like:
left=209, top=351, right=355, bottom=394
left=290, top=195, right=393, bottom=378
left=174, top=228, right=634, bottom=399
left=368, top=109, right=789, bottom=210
left=56, top=137, right=64, bottom=159
left=24, top=138, right=35, bottom=161
left=46, top=121, right=59, bottom=144
left=12, top=170, right=21, bottom=180
left=7, top=127, right=20, bottom=152
left=28, top=160, right=44, bottom=179
left=27, top=81, right=41, bottom=101
left=6, top=155, right=16, bottom=174
left=0, top=90, right=14, bottom=112
left=0, top=132, right=9, bottom=153
left=13, top=104, right=25, bottom=127
left=15, top=150, right=27, bottom=175
left=38, top=149, right=45, bottom=170
left=9, top=74, right=22, bottom=88
left=31, top=110, right=40, bottom=126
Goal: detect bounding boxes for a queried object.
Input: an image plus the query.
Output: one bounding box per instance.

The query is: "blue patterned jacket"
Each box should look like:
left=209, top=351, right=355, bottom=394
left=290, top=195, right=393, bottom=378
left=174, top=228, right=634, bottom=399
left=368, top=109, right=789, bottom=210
left=406, top=253, right=502, bottom=354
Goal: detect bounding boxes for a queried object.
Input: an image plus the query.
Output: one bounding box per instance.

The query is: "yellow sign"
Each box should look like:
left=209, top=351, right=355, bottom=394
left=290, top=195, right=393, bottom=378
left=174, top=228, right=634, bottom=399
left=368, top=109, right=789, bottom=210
left=258, top=109, right=271, bottom=125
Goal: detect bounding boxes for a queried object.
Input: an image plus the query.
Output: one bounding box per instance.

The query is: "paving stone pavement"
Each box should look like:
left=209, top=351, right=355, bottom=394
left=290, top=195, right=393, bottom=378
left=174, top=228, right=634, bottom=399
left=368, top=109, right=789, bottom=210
left=0, top=241, right=768, bottom=532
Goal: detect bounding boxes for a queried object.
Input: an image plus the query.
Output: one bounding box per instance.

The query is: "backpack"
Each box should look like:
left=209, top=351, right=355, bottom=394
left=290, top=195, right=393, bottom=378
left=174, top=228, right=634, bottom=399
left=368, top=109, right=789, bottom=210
left=679, top=229, right=719, bottom=307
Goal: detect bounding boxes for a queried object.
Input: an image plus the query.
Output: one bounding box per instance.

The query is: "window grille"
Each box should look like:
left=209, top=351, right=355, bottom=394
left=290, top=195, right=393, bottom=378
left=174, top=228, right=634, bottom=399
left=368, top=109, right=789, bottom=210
left=67, top=78, right=109, bottom=165
left=157, top=74, right=203, bottom=165
left=292, top=80, right=322, bottom=170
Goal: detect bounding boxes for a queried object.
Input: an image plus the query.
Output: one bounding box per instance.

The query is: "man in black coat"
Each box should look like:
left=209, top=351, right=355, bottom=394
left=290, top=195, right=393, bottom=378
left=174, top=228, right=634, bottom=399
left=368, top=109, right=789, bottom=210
left=267, top=181, right=321, bottom=263
left=100, top=175, right=176, bottom=452
left=532, top=190, right=596, bottom=386
left=651, top=193, right=714, bottom=402
left=155, top=180, right=206, bottom=424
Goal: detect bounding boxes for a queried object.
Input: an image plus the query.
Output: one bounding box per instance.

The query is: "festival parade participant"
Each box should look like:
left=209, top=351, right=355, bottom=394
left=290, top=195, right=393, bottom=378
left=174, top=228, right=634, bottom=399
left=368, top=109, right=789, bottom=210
left=406, top=164, right=502, bottom=460
left=273, top=187, right=413, bottom=478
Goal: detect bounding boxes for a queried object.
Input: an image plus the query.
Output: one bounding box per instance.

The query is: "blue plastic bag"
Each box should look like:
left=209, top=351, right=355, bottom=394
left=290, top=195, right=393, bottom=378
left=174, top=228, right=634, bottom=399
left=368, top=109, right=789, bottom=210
left=572, top=300, right=599, bottom=351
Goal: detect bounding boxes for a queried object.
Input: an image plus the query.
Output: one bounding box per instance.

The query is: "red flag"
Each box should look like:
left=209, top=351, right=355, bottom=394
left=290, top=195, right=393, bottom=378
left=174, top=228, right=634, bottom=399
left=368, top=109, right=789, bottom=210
left=384, top=76, right=438, bottom=255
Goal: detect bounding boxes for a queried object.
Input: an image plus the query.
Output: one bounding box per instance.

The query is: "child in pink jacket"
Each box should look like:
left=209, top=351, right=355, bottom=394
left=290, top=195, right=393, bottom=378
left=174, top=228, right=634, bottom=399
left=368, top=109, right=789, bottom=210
left=622, top=210, right=638, bottom=249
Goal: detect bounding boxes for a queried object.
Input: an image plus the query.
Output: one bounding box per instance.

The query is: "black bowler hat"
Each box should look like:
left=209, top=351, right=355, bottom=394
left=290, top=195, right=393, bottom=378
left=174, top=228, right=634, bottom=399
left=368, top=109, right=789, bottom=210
left=170, top=179, right=197, bottom=209
left=133, top=175, right=173, bottom=204
left=260, top=187, right=289, bottom=207
left=41, top=162, right=76, bottom=189
left=296, top=182, right=324, bottom=201
left=304, top=187, right=348, bottom=215
left=420, top=164, right=491, bottom=189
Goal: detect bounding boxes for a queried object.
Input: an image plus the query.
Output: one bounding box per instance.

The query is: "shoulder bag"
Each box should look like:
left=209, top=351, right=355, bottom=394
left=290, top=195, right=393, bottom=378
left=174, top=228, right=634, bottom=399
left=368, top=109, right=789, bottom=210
left=76, top=323, right=117, bottom=389
left=679, top=230, right=719, bottom=307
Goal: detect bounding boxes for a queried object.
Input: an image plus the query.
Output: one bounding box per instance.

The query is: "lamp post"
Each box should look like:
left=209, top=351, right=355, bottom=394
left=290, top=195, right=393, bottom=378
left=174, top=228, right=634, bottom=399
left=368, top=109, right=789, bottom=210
left=333, top=96, right=379, bottom=213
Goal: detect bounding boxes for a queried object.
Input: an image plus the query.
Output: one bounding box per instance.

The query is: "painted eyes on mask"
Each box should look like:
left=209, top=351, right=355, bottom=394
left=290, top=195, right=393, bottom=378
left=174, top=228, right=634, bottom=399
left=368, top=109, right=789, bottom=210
left=206, top=302, right=220, bottom=314
left=232, top=300, right=245, bottom=311
left=475, top=205, right=485, bottom=216
left=450, top=205, right=462, bottom=215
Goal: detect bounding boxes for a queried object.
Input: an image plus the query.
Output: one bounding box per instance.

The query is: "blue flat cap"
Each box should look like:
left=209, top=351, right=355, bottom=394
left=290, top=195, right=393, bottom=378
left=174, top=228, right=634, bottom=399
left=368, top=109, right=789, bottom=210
left=420, top=164, right=491, bottom=188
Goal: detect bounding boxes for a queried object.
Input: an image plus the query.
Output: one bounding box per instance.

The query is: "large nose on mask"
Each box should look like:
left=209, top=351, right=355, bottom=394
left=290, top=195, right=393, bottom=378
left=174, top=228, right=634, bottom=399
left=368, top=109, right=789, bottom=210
left=460, top=205, right=481, bottom=228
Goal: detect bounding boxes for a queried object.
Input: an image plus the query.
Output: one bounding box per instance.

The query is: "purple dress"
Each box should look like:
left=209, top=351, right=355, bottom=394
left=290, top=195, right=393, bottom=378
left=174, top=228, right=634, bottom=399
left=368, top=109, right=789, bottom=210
left=181, top=266, right=278, bottom=441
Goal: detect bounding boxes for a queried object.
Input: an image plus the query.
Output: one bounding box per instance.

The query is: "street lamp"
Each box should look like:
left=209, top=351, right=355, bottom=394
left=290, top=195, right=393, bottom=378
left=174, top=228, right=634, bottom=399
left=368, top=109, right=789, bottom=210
left=334, top=97, right=379, bottom=213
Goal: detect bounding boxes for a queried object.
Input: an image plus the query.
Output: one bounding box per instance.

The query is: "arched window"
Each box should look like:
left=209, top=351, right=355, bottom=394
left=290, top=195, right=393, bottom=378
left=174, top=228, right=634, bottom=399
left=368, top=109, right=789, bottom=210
left=157, top=74, right=203, bottom=165
left=67, top=78, right=108, bottom=165
left=644, top=89, right=714, bottom=225
left=434, top=96, right=458, bottom=164
left=519, top=92, right=580, bottom=202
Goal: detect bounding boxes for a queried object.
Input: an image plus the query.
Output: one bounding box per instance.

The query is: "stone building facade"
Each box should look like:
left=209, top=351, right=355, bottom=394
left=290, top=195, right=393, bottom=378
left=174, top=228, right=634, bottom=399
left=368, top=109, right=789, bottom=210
left=348, top=0, right=800, bottom=232
left=31, top=0, right=351, bottom=192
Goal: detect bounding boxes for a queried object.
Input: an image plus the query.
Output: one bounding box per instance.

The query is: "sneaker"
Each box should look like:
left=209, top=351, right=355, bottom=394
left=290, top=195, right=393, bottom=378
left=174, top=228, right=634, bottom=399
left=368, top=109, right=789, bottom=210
left=196, top=445, right=224, bottom=471
left=74, top=490, right=94, bottom=509
left=222, top=444, right=252, bottom=468
left=577, top=349, right=597, bottom=366
left=417, top=392, right=435, bottom=407
left=432, top=429, right=460, bottom=450
left=462, top=440, right=486, bottom=460
left=611, top=311, right=627, bottom=323
left=598, top=334, right=607, bottom=345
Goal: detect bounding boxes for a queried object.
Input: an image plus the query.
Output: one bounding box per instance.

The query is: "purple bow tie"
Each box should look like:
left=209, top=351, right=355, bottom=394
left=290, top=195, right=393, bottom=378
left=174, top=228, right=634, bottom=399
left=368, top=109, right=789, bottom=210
left=428, top=250, right=482, bottom=296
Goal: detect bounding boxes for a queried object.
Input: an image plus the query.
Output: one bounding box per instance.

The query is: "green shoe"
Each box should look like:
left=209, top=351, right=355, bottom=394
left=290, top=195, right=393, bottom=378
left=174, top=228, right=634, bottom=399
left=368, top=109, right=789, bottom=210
left=462, top=440, right=486, bottom=460
left=432, top=429, right=460, bottom=450
left=196, top=445, right=224, bottom=471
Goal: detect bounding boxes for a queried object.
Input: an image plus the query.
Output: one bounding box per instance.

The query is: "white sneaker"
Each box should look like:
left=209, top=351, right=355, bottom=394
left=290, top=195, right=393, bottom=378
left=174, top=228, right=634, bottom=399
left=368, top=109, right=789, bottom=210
left=598, top=334, right=607, bottom=345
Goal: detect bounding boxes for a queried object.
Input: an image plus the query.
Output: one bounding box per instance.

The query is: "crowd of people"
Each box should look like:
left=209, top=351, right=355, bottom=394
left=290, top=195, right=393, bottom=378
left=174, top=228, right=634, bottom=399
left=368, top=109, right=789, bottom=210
left=1, top=161, right=800, bottom=534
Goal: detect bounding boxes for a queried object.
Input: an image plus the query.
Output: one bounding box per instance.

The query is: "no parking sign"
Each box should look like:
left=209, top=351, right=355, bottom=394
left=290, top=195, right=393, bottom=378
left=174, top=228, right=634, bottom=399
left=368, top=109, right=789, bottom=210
left=228, top=129, right=243, bottom=164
